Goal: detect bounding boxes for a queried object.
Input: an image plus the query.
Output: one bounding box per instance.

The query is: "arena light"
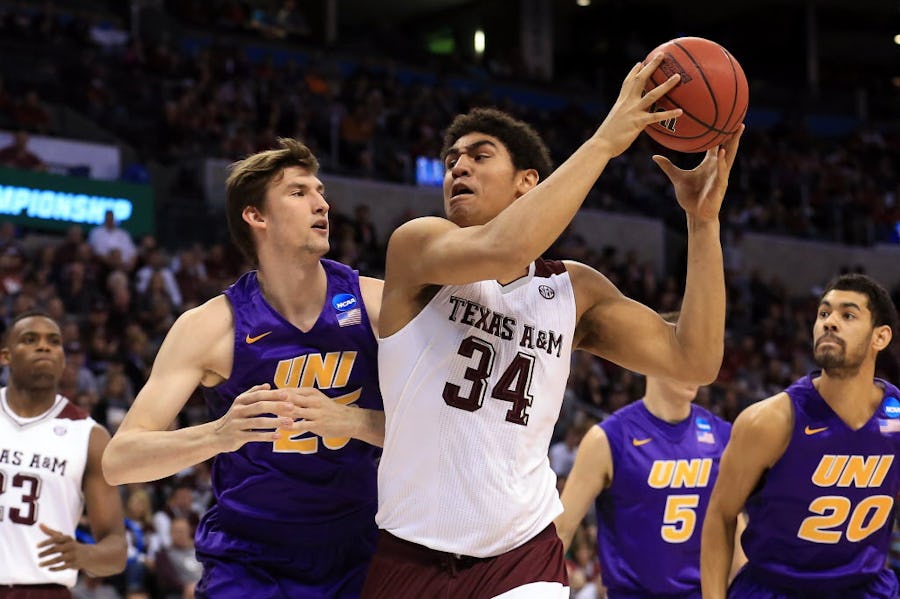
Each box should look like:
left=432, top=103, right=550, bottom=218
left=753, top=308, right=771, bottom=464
left=894, top=34, right=900, bottom=45
left=577, top=0, right=591, bottom=6
left=474, top=29, right=485, bottom=55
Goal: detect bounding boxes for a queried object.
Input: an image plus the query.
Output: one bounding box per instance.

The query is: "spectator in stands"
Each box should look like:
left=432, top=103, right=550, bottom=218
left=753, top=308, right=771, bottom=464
left=155, top=517, right=203, bottom=599
left=136, top=248, right=183, bottom=309
left=13, top=90, right=52, bottom=133
left=88, top=210, right=138, bottom=271
left=0, top=130, right=46, bottom=171
left=153, top=482, right=201, bottom=549
left=550, top=423, right=586, bottom=479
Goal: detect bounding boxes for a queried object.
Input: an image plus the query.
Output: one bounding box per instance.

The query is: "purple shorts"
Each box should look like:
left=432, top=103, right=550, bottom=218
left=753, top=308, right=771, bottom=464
left=194, top=509, right=377, bottom=599
left=728, top=565, right=899, bottom=599
left=360, top=524, right=568, bottom=599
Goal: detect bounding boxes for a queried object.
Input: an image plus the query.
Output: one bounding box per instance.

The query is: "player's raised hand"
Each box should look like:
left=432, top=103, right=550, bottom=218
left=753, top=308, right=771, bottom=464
left=594, top=54, right=683, bottom=158
left=212, top=383, right=298, bottom=451
left=36, top=524, right=88, bottom=572
left=652, top=124, right=744, bottom=221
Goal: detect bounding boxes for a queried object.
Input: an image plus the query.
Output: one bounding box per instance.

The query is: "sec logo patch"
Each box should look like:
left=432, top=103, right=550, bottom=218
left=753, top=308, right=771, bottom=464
left=538, top=285, right=555, bottom=300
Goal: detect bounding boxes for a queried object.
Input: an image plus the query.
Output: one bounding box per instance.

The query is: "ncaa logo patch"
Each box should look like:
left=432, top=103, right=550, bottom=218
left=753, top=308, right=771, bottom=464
left=332, top=293, right=357, bottom=312
left=538, top=285, right=555, bottom=300
left=695, top=417, right=712, bottom=431
left=882, top=396, right=900, bottom=419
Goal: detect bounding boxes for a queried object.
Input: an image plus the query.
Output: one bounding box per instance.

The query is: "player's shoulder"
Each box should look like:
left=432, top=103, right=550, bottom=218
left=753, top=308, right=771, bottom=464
left=57, top=397, right=92, bottom=422
left=388, top=216, right=455, bottom=246
left=731, top=392, right=793, bottom=443
left=166, top=295, right=234, bottom=349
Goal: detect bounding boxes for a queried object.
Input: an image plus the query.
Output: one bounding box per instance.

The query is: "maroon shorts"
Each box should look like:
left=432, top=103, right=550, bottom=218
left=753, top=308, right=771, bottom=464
left=360, top=523, right=568, bottom=599
left=0, top=585, right=70, bottom=599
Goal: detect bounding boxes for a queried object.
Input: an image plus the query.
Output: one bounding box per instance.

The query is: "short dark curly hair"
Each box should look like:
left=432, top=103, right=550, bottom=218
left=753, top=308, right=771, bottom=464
left=441, top=108, right=554, bottom=181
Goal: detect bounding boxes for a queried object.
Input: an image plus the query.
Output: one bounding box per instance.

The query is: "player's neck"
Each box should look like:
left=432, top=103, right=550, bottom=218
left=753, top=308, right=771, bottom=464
left=4, top=385, right=58, bottom=418
left=643, top=380, right=693, bottom=423
left=814, top=366, right=883, bottom=429
left=256, top=258, right=328, bottom=331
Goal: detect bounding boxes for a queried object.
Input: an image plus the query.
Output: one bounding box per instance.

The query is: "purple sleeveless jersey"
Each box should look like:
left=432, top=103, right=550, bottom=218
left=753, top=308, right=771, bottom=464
left=597, top=400, right=731, bottom=598
left=198, top=260, right=382, bottom=551
left=739, top=372, right=900, bottom=593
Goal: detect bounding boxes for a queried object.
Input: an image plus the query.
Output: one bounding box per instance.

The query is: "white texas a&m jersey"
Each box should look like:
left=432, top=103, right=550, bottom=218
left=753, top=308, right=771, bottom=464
left=0, top=389, right=95, bottom=587
left=377, top=259, right=576, bottom=557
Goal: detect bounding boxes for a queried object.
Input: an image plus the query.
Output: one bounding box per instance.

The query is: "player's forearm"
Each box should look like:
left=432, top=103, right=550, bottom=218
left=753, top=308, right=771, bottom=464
left=481, top=136, right=614, bottom=265
left=700, top=509, right=735, bottom=599
left=553, top=515, right=578, bottom=553
left=677, top=215, right=725, bottom=384
left=102, top=422, right=226, bottom=485
left=81, top=534, right=127, bottom=577
left=352, top=408, right=385, bottom=448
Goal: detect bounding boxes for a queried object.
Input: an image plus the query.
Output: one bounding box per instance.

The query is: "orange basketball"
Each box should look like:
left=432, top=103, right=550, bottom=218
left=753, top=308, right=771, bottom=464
left=643, top=37, right=749, bottom=153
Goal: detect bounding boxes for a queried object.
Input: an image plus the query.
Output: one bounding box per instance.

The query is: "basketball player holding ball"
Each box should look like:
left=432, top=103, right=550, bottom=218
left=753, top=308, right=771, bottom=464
left=361, top=54, right=744, bottom=598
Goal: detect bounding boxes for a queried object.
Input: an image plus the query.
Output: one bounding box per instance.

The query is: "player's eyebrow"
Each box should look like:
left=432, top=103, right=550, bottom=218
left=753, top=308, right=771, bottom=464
left=443, top=139, right=498, bottom=162
left=818, top=300, right=862, bottom=311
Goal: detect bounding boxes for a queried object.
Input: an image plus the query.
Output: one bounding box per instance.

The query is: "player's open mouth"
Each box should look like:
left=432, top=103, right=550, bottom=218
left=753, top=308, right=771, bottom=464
left=450, top=182, right=473, bottom=200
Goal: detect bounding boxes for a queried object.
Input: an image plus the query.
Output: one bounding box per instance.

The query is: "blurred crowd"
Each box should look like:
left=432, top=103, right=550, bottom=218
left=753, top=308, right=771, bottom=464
left=0, top=1, right=898, bottom=246
left=1, top=1, right=899, bottom=597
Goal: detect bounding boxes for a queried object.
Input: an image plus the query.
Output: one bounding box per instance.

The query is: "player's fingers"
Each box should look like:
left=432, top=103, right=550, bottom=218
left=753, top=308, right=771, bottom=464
left=651, top=155, right=677, bottom=180
left=37, top=546, right=61, bottom=558
left=235, top=400, right=296, bottom=417
left=244, top=415, right=294, bottom=431
left=38, top=555, right=66, bottom=568
left=38, top=523, right=62, bottom=537
left=233, top=384, right=278, bottom=404
left=47, top=563, right=73, bottom=572
left=640, top=74, right=680, bottom=108
left=722, top=124, right=745, bottom=166
left=643, top=107, right=681, bottom=127
left=636, top=53, right=666, bottom=80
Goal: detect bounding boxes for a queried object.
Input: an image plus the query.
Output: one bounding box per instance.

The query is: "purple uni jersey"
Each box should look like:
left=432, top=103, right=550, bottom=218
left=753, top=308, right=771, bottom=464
left=597, top=400, right=731, bottom=598
left=200, top=260, right=382, bottom=550
left=739, top=372, right=900, bottom=592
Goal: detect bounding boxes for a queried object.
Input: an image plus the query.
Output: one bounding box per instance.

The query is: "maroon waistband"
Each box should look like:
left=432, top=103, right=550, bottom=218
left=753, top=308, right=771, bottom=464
left=377, top=523, right=556, bottom=569
left=0, top=585, right=65, bottom=589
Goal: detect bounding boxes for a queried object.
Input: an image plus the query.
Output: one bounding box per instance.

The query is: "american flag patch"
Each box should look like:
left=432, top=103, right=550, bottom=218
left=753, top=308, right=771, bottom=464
left=337, top=308, right=362, bottom=327
left=879, top=418, right=900, bottom=434
left=697, top=431, right=715, bottom=444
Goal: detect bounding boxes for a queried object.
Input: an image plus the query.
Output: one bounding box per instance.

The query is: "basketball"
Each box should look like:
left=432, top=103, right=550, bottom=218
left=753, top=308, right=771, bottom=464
left=643, top=37, right=749, bottom=153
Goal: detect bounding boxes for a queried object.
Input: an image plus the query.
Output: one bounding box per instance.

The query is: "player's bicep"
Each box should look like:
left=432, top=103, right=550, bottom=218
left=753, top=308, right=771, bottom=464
left=84, top=426, right=125, bottom=540
left=387, top=217, right=518, bottom=287
left=117, top=303, right=230, bottom=433
left=571, top=264, right=682, bottom=377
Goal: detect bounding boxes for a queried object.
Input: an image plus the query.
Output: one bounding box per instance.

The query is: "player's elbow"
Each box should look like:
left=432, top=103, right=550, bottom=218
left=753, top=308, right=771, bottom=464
left=684, top=354, right=723, bottom=386
left=101, top=443, right=127, bottom=486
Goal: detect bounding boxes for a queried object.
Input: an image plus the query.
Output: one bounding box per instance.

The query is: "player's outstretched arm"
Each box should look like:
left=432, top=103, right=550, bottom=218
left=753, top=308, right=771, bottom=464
left=569, top=128, right=742, bottom=385
left=102, top=297, right=298, bottom=484
left=555, top=426, right=612, bottom=552
left=37, top=426, right=126, bottom=577
left=658, top=125, right=745, bottom=380
left=700, top=393, right=791, bottom=599
left=387, top=56, right=683, bottom=290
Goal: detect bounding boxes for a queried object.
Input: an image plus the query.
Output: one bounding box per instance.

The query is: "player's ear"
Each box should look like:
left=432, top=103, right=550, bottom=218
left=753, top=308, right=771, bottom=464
left=242, top=205, right=266, bottom=229
left=0, top=347, right=9, bottom=367
left=872, top=325, right=892, bottom=352
left=516, top=168, right=539, bottom=195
